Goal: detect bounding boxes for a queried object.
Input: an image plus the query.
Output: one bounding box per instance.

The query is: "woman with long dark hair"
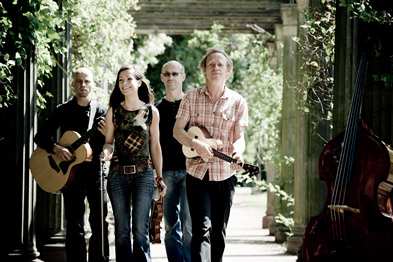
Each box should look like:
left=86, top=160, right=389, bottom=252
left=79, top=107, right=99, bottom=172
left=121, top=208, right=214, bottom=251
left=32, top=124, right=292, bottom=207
left=102, top=65, right=166, bottom=261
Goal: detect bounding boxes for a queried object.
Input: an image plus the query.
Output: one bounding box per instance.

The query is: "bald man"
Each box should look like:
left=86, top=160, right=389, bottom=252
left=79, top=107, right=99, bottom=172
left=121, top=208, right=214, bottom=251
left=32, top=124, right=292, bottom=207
left=155, top=61, right=192, bottom=262
left=34, top=68, right=109, bottom=261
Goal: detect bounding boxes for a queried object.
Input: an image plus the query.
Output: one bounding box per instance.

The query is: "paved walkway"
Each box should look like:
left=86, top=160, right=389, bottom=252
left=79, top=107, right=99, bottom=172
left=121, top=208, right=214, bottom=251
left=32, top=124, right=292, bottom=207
left=39, top=187, right=298, bottom=261
left=109, top=187, right=297, bottom=261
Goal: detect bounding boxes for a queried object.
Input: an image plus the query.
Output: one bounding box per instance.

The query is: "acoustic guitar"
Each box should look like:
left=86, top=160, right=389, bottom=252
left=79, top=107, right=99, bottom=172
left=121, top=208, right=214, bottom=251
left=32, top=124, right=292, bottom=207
left=29, top=123, right=98, bottom=193
left=182, top=126, right=260, bottom=176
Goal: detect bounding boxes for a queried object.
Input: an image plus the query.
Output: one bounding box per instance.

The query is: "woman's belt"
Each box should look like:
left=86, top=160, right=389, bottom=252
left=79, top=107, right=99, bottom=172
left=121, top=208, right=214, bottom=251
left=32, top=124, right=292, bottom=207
left=111, top=163, right=152, bottom=174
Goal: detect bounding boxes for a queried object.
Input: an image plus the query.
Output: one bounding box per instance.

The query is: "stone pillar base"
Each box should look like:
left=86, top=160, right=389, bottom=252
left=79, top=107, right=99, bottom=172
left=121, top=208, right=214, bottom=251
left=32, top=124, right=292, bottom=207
left=268, top=221, right=276, bottom=236
left=274, top=224, right=290, bottom=243
left=287, top=234, right=303, bottom=255
left=38, top=231, right=66, bottom=262
left=262, top=214, right=274, bottom=229
left=7, top=247, right=42, bottom=262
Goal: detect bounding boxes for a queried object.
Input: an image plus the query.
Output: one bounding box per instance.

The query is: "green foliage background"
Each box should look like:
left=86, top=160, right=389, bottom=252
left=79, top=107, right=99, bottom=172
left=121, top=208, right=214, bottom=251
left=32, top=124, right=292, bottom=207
left=0, top=0, right=283, bottom=179
left=0, top=0, right=68, bottom=108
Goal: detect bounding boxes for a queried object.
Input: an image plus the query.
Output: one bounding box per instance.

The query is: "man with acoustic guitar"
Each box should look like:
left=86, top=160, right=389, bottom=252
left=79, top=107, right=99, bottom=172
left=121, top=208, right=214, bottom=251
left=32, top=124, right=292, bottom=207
left=173, top=48, right=248, bottom=262
left=33, top=68, right=109, bottom=261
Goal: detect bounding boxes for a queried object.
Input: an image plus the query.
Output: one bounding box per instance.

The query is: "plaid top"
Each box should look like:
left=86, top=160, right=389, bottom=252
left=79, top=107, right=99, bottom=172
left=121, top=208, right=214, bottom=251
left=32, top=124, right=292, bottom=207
left=176, top=86, right=248, bottom=181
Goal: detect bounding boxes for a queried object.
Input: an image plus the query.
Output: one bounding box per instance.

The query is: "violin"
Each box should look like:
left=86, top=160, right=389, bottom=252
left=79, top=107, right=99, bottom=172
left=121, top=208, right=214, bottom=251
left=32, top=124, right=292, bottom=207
left=149, top=180, right=163, bottom=244
left=302, top=51, right=393, bottom=261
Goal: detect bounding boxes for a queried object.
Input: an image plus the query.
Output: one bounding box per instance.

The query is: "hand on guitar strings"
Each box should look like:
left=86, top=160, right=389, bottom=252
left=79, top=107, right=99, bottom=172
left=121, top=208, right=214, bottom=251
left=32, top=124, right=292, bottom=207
left=53, top=144, right=73, bottom=161
left=191, top=138, right=214, bottom=161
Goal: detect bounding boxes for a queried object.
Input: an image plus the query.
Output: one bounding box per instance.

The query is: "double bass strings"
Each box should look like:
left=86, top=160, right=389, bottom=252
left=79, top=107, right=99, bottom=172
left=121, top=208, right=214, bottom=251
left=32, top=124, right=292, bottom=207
left=330, top=54, right=368, bottom=241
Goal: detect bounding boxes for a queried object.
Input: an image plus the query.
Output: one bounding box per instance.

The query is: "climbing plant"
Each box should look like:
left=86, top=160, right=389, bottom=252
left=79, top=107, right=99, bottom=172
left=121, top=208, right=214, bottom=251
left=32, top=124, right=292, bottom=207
left=0, top=0, right=69, bottom=108
left=340, top=0, right=393, bottom=25
left=293, top=0, right=336, bottom=143
left=0, top=0, right=173, bottom=108
left=340, top=0, right=393, bottom=88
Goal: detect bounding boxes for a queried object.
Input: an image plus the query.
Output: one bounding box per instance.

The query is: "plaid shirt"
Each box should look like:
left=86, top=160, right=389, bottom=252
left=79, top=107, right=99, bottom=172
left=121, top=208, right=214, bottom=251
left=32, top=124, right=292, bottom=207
left=176, top=86, right=248, bottom=181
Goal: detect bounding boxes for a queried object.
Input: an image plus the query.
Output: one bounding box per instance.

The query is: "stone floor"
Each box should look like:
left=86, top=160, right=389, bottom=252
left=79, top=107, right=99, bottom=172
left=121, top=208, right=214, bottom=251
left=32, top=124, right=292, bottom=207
left=38, top=187, right=298, bottom=262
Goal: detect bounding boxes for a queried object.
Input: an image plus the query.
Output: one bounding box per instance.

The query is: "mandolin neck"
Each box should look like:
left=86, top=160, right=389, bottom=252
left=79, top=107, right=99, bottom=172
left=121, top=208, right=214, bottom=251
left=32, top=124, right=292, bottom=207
left=212, top=149, right=241, bottom=166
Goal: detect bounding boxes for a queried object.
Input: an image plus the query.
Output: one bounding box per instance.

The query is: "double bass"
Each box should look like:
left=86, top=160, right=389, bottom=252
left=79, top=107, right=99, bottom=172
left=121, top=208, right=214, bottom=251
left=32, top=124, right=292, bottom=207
left=302, top=51, right=393, bottom=261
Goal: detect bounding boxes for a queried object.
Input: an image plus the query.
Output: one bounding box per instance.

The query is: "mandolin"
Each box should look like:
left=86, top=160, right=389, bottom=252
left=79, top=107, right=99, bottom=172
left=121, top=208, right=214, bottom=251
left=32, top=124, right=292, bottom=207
left=182, top=126, right=260, bottom=176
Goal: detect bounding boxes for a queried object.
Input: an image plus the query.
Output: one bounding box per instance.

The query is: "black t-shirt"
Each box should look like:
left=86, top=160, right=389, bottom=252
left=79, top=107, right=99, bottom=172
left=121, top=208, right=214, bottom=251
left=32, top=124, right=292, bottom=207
left=155, top=98, right=187, bottom=171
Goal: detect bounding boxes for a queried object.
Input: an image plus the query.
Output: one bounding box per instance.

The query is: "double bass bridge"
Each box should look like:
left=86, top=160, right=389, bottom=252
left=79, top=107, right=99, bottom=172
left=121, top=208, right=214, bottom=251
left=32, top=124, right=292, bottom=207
left=328, top=205, right=360, bottom=214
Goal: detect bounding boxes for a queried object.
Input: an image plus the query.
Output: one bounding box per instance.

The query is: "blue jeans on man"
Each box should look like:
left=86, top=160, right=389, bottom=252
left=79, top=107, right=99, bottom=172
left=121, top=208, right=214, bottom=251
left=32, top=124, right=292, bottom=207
left=163, top=169, right=192, bottom=262
left=107, top=168, right=154, bottom=262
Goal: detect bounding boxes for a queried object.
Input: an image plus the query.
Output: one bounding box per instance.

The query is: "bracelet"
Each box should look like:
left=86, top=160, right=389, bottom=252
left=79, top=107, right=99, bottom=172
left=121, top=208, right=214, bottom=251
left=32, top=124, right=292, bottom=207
left=156, top=176, right=163, bottom=183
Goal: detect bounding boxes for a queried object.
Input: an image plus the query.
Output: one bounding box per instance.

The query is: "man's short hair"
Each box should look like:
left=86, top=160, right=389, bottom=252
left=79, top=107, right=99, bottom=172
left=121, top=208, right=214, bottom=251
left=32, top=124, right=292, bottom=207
left=161, top=60, right=185, bottom=74
left=198, top=48, right=233, bottom=71
left=73, top=67, right=94, bottom=80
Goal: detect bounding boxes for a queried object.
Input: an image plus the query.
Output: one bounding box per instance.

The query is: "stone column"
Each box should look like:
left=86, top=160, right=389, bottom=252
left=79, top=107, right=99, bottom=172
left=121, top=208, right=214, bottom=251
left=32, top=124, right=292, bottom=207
left=263, top=23, right=283, bottom=233
left=274, top=3, right=297, bottom=243
left=287, top=0, right=333, bottom=255
left=6, top=53, right=42, bottom=261
left=274, top=24, right=284, bottom=70
left=286, top=0, right=308, bottom=254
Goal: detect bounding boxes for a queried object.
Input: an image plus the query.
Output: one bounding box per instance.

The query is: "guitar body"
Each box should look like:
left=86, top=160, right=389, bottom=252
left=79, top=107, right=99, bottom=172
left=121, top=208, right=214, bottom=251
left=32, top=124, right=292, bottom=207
left=182, top=126, right=218, bottom=162
left=29, top=130, right=92, bottom=193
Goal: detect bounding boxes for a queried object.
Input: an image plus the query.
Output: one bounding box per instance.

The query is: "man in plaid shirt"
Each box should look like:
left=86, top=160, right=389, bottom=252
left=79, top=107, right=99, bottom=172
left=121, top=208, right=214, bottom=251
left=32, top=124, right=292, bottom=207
left=173, top=48, right=248, bottom=262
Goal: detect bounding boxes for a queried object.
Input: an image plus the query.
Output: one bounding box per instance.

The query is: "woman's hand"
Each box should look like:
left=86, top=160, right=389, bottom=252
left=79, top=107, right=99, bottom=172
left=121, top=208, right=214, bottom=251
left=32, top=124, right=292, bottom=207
left=156, top=176, right=167, bottom=197
left=101, top=143, right=114, bottom=161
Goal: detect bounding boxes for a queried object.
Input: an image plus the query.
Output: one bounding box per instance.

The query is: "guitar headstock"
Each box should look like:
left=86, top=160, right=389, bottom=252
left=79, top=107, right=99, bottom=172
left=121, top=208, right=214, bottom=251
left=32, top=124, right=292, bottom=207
left=242, top=164, right=260, bottom=176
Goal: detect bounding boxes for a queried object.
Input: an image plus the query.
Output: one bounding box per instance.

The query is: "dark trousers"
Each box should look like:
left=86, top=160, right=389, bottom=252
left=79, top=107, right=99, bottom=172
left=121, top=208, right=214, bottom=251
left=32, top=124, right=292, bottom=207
left=62, top=163, right=109, bottom=262
left=186, top=172, right=237, bottom=262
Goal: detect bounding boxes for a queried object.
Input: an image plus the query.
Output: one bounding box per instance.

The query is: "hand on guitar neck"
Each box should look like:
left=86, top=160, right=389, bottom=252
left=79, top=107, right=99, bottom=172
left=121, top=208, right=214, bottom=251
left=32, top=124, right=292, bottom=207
left=183, top=126, right=260, bottom=176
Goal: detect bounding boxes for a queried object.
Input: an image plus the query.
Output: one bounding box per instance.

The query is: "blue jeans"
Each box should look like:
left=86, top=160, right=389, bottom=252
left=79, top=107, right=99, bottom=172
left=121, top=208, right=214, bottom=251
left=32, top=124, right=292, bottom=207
left=107, top=167, right=154, bottom=262
left=162, top=170, right=192, bottom=262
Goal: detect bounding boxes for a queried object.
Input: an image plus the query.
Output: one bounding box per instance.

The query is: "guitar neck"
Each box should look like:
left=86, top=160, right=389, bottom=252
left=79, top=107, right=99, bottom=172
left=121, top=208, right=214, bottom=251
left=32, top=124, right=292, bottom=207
left=212, top=149, right=237, bottom=164
left=70, top=127, right=97, bottom=151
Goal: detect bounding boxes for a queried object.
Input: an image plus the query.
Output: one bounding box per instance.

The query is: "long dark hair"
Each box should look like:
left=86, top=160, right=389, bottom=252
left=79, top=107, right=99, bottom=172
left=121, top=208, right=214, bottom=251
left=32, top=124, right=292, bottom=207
left=109, top=65, right=154, bottom=108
